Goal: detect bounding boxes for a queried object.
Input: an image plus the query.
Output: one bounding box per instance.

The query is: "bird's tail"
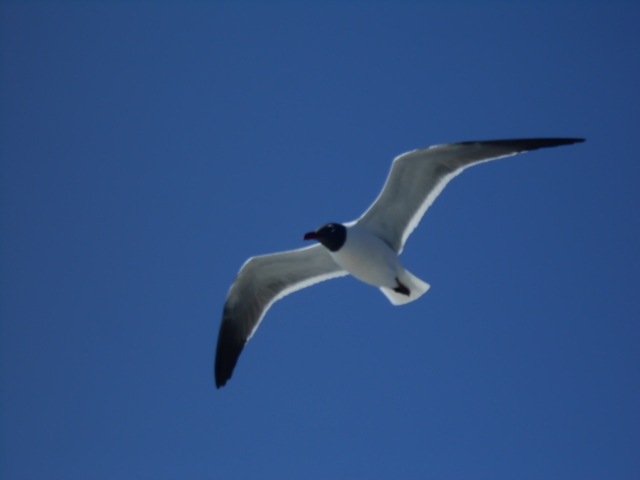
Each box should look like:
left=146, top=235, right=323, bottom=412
left=380, top=269, right=430, bottom=306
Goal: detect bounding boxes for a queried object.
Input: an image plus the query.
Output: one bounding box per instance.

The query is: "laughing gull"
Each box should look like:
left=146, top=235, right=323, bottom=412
left=215, top=137, right=584, bottom=387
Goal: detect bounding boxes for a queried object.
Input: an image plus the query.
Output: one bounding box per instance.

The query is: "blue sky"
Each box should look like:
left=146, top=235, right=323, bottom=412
left=1, top=2, right=639, bottom=479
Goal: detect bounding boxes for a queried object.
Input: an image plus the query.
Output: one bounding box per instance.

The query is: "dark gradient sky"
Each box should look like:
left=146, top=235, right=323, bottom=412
left=2, top=2, right=639, bottom=479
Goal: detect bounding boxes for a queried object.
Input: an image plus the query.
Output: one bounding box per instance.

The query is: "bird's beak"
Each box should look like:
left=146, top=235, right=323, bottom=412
left=303, top=231, right=319, bottom=241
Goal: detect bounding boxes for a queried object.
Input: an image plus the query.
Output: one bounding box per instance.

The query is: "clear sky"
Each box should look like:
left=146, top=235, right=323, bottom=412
left=1, top=2, right=639, bottom=479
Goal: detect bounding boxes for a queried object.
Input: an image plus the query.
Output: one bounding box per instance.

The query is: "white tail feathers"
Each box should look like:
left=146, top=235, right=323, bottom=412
left=380, top=269, right=430, bottom=306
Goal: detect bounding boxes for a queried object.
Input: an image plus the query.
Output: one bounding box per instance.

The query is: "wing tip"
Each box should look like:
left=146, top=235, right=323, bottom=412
left=214, top=314, right=248, bottom=389
left=215, top=375, right=230, bottom=389
left=215, top=343, right=244, bottom=388
left=457, top=137, right=586, bottom=150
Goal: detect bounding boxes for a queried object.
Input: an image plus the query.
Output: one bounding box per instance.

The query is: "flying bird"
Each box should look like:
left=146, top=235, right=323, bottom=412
left=215, top=137, right=585, bottom=387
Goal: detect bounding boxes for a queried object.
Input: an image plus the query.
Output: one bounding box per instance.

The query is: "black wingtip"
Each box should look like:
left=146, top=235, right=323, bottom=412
left=510, top=137, right=586, bottom=149
left=459, top=137, right=585, bottom=151
left=214, top=314, right=247, bottom=389
left=215, top=341, right=244, bottom=388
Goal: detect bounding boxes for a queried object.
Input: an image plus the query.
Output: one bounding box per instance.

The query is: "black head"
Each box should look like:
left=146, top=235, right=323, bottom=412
left=303, top=223, right=347, bottom=252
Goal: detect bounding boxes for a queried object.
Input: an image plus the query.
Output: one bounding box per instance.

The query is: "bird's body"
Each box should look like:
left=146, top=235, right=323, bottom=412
left=331, top=223, right=401, bottom=289
left=215, top=137, right=585, bottom=387
left=329, top=223, right=430, bottom=305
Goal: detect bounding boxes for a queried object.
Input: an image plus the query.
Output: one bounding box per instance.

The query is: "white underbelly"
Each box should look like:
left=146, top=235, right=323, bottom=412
left=330, top=224, right=403, bottom=288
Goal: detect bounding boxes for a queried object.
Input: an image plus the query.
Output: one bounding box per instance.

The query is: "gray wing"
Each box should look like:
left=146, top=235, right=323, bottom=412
left=356, top=138, right=585, bottom=253
left=215, top=244, right=347, bottom=387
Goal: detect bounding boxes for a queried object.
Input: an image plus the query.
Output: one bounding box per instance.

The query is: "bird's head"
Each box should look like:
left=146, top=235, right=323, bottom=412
left=303, top=223, right=347, bottom=252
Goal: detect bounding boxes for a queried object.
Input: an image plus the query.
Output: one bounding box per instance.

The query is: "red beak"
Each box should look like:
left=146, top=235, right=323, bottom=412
left=303, top=231, right=319, bottom=241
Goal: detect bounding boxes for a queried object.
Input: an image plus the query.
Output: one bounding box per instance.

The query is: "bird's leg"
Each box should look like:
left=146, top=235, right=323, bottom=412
left=393, top=278, right=411, bottom=296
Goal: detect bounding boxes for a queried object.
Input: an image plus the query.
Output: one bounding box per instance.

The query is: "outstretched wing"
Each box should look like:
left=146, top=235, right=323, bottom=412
left=357, top=138, right=585, bottom=253
left=215, top=244, right=347, bottom=387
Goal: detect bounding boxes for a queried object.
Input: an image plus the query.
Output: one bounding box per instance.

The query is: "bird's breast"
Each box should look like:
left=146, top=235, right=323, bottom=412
left=329, top=224, right=402, bottom=288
